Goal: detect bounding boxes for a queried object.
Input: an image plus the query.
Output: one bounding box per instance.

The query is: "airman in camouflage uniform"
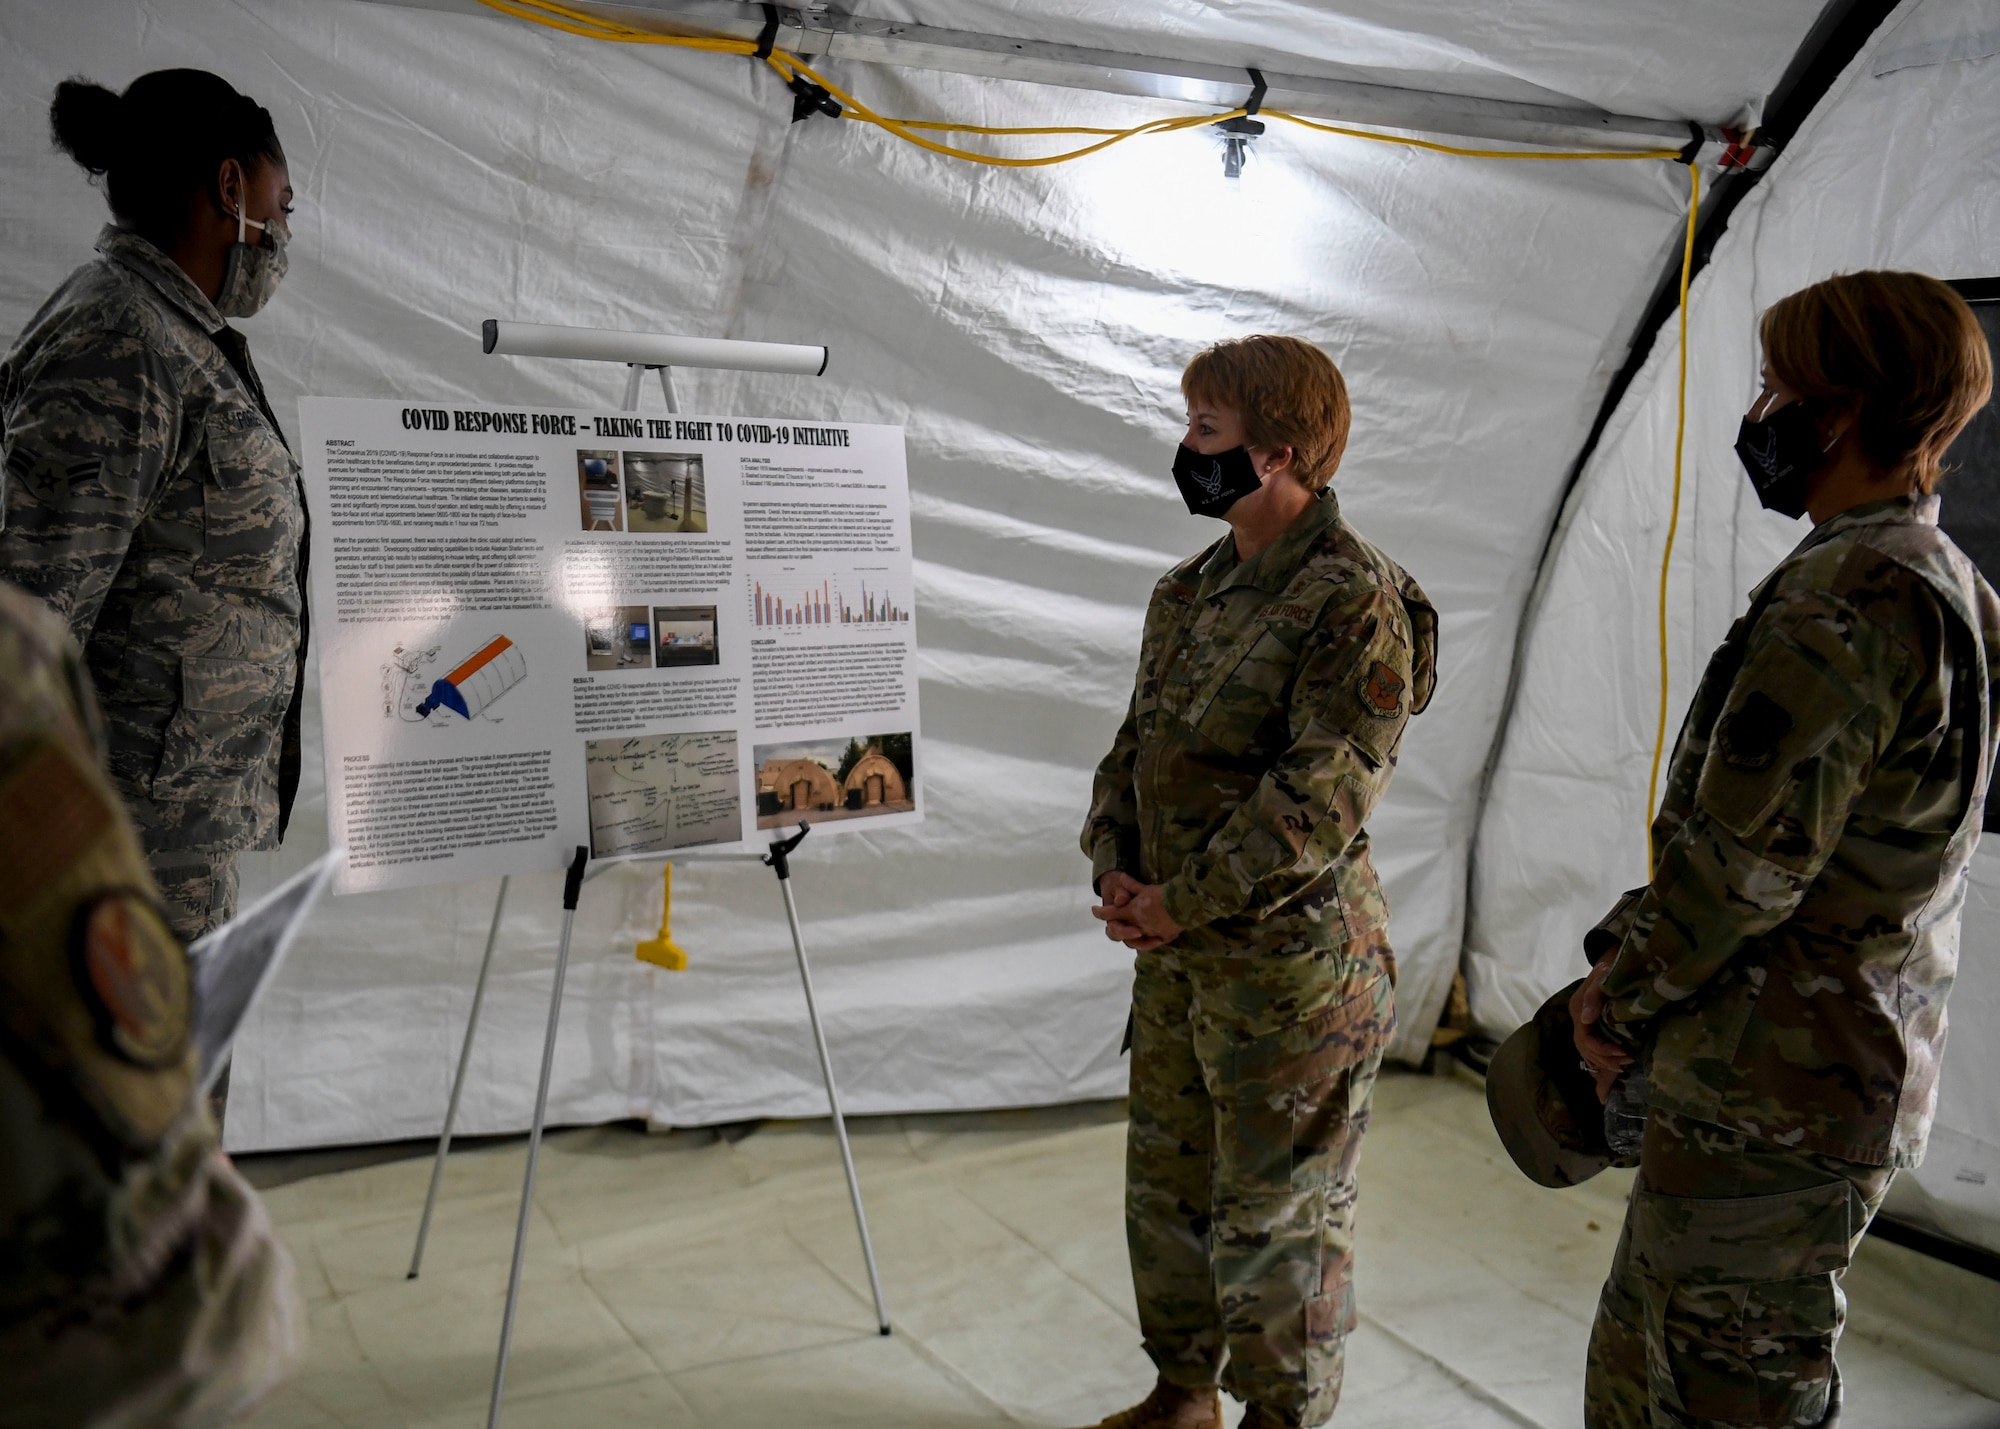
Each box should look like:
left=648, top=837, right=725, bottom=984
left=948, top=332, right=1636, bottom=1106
left=0, top=224, right=307, bottom=942
left=1084, top=488, right=1437, bottom=1427
left=0, top=579, right=303, bottom=1425
left=1581, top=493, right=2000, bottom=1428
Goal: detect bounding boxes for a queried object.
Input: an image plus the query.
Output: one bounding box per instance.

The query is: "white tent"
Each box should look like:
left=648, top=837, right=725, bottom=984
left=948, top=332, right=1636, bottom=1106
left=2, top=0, right=1993, bottom=1261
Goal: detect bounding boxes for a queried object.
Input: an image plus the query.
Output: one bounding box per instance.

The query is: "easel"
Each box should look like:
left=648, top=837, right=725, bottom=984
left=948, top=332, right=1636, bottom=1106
left=404, top=327, right=886, bottom=1429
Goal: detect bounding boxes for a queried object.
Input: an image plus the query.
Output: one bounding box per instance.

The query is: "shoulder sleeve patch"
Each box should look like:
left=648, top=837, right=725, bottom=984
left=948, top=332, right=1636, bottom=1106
left=1359, top=660, right=1405, bottom=717
left=1715, top=691, right=1793, bottom=771
left=1697, top=631, right=1869, bottom=840
left=73, top=892, right=190, bottom=1068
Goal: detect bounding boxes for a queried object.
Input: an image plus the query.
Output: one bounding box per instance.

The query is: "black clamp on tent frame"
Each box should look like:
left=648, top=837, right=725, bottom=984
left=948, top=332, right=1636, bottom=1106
left=789, top=73, right=842, bottom=123
left=752, top=4, right=839, bottom=125
left=764, top=822, right=810, bottom=880
left=1215, top=67, right=1268, bottom=139
left=1678, top=120, right=1705, bottom=166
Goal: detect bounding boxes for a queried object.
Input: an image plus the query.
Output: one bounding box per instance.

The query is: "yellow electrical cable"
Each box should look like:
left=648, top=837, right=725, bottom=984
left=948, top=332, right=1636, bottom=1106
left=476, top=0, right=758, bottom=52
left=769, top=49, right=1245, bottom=167
left=1645, top=161, right=1702, bottom=870
left=863, top=120, right=1131, bottom=138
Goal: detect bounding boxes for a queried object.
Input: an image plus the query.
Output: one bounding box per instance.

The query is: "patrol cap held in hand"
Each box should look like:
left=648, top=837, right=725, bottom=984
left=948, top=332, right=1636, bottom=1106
left=1486, top=978, right=1631, bottom=1188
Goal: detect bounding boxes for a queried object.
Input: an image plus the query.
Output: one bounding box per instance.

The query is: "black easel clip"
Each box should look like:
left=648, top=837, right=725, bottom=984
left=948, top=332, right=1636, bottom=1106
left=764, top=823, right=811, bottom=881
left=561, top=845, right=588, bottom=910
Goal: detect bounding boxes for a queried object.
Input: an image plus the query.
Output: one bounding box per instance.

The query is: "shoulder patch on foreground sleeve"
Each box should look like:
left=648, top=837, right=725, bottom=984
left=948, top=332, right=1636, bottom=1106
left=74, top=891, right=190, bottom=1069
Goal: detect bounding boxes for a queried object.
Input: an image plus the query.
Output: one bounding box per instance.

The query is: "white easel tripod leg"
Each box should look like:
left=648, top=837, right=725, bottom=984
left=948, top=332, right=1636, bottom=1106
left=409, top=874, right=511, bottom=1280
left=774, top=859, right=891, bottom=1335
left=487, top=847, right=589, bottom=1429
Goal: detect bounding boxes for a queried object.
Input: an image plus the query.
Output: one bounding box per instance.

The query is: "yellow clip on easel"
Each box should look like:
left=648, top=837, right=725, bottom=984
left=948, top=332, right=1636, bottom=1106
left=635, top=862, right=690, bottom=970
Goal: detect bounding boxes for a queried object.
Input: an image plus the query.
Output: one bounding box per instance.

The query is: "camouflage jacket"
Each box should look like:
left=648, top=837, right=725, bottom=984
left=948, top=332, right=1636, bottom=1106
left=0, top=225, right=306, bottom=858
left=1083, top=490, right=1437, bottom=960
left=1598, top=495, right=2000, bottom=1167
left=0, top=581, right=301, bottom=1424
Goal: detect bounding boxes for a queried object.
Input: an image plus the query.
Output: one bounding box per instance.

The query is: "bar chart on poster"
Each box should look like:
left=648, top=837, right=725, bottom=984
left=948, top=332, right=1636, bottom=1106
left=752, top=576, right=912, bottom=627
left=300, top=398, right=922, bottom=893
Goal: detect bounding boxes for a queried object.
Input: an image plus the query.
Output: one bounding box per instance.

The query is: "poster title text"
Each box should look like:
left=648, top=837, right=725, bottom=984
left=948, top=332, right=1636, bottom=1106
left=399, top=407, right=849, bottom=448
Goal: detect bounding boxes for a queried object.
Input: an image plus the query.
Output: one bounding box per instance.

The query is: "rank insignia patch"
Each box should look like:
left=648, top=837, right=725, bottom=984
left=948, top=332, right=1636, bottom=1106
left=72, top=891, right=190, bottom=1068
left=1360, top=660, right=1405, bottom=717
left=1717, top=691, right=1794, bottom=771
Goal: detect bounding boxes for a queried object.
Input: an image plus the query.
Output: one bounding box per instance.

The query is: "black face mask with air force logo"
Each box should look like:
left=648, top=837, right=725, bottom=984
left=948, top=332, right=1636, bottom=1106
left=1171, top=442, right=1264, bottom=518
left=1733, top=400, right=1830, bottom=520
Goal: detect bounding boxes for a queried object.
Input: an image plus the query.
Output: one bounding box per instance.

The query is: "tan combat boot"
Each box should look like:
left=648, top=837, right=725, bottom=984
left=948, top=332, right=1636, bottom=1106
left=1077, top=1378, right=1222, bottom=1429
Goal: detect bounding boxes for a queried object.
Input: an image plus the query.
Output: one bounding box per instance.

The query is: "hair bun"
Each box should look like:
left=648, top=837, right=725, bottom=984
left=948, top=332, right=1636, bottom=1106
left=50, top=77, right=123, bottom=174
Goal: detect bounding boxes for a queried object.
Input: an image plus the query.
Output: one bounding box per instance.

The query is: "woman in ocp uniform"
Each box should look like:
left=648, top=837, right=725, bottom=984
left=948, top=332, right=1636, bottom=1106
left=1, top=69, right=305, bottom=944
left=1572, top=272, right=1997, bottom=1429
left=1079, top=336, right=1437, bottom=1429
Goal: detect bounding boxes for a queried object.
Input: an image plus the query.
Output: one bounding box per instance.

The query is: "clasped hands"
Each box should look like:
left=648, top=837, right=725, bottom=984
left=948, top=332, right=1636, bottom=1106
left=1092, top=871, right=1184, bottom=952
left=1569, top=958, right=1631, bottom=1103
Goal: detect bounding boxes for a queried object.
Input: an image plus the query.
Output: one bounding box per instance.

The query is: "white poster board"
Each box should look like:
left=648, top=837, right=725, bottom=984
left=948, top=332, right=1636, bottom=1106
left=299, top=397, right=921, bottom=894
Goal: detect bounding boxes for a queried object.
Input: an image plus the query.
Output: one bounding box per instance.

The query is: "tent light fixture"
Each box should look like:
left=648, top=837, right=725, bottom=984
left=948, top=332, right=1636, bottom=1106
left=1217, top=116, right=1265, bottom=179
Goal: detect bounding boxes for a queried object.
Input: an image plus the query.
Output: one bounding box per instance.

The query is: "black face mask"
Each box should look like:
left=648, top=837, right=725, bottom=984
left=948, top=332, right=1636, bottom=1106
left=1171, top=442, right=1264, bottom=518
left=1734, top=402, right=1829, bottom=520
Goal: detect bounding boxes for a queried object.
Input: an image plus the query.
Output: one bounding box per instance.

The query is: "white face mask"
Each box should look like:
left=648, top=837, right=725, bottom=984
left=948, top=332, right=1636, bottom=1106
left=214, top=200, right=289, bottom=318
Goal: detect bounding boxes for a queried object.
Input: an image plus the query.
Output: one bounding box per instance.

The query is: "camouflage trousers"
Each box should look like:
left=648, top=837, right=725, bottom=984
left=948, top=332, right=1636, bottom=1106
left=1126, top=940, right=1394, bottom=1428
left=1585, top=1108, right=1891, bottom=1429
left=148, top=850, right=240, bottom=943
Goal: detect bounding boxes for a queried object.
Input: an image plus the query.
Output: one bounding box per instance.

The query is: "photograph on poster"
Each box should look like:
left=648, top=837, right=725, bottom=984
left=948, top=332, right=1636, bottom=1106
left=585, top=728, right=742, bottom=857
left=577, top=450, right=624, bottom=530
left=755, top=732, right=913, bottom=827
left=624, top=452, right=707, bottom=533
left=652, top=605, right=719, bottom=668
left=583, top=605, right=654, bottom=671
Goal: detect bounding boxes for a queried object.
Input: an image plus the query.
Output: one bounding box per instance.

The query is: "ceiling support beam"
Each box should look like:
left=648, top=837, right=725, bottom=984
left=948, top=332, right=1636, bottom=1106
left=364, top=0, right=1749, bottom=158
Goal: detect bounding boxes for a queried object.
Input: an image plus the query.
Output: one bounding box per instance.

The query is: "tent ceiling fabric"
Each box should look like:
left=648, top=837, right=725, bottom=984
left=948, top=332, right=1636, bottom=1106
left=1470, top=0, right=2000, bottom=1254
left=0, top=0, right=1835, bottom=1153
